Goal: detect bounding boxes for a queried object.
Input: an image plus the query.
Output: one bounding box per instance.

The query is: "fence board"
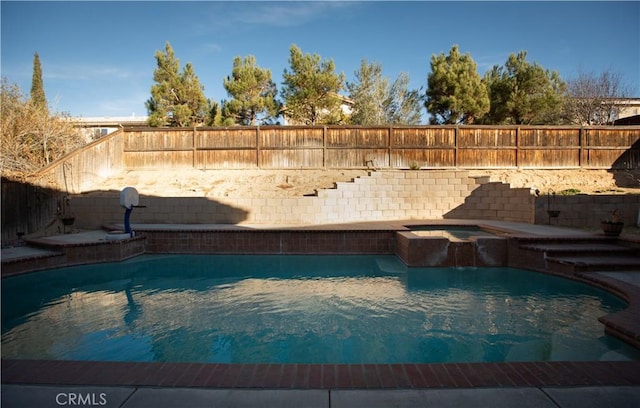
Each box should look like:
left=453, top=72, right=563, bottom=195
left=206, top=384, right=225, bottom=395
left=457, top=149, right=516, bottom=167
left=124, top=129, right=193, bottom=151
left=326, top=127, right=389, bottom=147
left=197, top=128, right=257, bottom=148
left=391, top=149, right=456, bottom=168
left=326, top=148, right=389, bottom=168
left=585, top=128, right=640, bottom=147
left=518, top=128, right=580, bottom=147
left=392, top=127, right=455, bottom=147
left=259, top=149, right=324, bottom=168
left=1, top=178, right=62, bottom=241
left=587, top=148, right=640, bottom=169
left=457, top=127, right=516, bottom=147
left=123, top=151, right=193, bottom=168
left=518, top=149, right=580, bottom=168
left=195, top=150, right=257, bottom=169
left=260, top=127, right=324, bottom=148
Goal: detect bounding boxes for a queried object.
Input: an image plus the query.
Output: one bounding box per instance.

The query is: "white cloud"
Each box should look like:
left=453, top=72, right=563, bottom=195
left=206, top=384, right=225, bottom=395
left=45, top=64, right=135, bottom=81
left=204, top=1, right=358, bottom=30
left=203, top=43, right=223, bottom=53
left=475, top=53, right=510, bottom=73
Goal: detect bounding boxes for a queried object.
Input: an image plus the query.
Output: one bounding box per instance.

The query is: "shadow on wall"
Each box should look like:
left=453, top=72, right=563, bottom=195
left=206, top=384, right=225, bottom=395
left=69, top=191, right=249, bottom=229
left=443, top=182, right=535, bottom=223
left=610, top=137, right=640, bottom=188
left=534, top=194, right=640, bottom=229
left=1, top=177, right=69, bottom=243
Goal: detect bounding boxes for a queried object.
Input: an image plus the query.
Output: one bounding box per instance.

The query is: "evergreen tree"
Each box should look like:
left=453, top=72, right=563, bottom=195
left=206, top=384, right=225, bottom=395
left=348, top=60, right=422, bottom=125
left=30, top=52, right=47, bottom=113
left=425, top=45, right=489, bottom=124
left=281, top=44, right=345, bottom=125
left=223, top=56, right=280, bottom=125
left=146, top=42, right=209, bottom=127
left=482, top=51, right=566, bottom=124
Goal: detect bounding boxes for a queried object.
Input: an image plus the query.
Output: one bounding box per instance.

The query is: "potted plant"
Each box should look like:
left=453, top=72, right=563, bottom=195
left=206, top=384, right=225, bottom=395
left=601, top=209, right=624, bottom=237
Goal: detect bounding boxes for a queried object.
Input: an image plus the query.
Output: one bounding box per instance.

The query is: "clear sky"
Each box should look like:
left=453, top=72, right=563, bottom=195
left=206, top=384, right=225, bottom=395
left=2, top=1, right=639, bottom=120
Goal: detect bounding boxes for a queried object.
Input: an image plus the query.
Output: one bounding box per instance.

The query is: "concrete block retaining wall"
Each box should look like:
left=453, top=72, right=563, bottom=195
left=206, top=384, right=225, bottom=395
left=68, top=170, right=537, bottom=229
left=535, top=194, right=640, bottom=229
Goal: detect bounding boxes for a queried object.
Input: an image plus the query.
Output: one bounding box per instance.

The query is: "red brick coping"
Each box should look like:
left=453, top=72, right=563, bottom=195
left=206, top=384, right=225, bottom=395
left=3, top=359, right=640, bottom=389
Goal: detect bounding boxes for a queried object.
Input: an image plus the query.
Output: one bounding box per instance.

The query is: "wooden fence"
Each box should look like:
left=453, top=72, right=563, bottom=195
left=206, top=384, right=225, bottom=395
left=27, top=125, right=640, bottom=193
left=121, top=126, right=640, bottom=170
left=1, top=178, right=63, bottom=242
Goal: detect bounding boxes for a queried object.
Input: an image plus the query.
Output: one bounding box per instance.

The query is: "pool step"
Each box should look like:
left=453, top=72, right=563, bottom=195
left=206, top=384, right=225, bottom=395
left=520, top=242, right=636, bottom=257
left=546, top=255, right=640, bottom=272
left=517, top=237, right=640, bottom=273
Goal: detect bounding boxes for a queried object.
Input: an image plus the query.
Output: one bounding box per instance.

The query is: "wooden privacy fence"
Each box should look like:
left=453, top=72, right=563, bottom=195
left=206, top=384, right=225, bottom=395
left=121, top=126, right=640, bottom=170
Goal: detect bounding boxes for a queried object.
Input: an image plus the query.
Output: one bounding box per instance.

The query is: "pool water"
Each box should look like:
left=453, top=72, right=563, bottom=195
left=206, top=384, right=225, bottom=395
left=409, top=226, right=497, bottom=240
left=2, top=255, right=639, bottom=364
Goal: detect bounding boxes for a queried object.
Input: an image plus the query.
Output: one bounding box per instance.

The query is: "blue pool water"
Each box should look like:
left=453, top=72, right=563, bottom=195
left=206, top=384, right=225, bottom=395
left=2, top=255, right=639, bottom=363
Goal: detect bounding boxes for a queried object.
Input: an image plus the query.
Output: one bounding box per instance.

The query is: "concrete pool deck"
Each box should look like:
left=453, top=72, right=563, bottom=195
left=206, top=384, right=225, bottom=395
left=2, top=220, right=640, bottom=406
left=0, top=219, right=599, bottom=263
left=3, top=384, right=640, bottom=408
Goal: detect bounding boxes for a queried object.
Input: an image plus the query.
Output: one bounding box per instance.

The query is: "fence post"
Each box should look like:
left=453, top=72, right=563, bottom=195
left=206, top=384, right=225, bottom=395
left=515, top=126, right=520, bottom=168
left=454, top=126, right=458, bottom=167
left=256, top=126, right=261, bottom=169
left=579, top=127, right=584, bottom=168
left=323, top=126, right=327, bottom=169
left=388, top=125, right=393, bottom=169
left=192, top=127, right=197, bottom=169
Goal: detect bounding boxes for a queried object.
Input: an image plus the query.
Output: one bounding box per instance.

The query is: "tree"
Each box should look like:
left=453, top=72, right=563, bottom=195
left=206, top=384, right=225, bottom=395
left=146, top=42, right=209, bottom=127
left=1, top=78, right=85, bottom=176
left=483, top=51, right=566, bottom=124
left=280, top=44, right=345, bottom=125
left=425, top=45, right=489, bottom=124
left=346, top=60, right=389, bottom=125
left=347, top=60, right=422, bottom=125
left=564, top=70, right=632, bottom=125
left=223, top=56, right=280, bottom=125
left=386, top=73, right=423, bottom=125
left=30, top=52, right=47, bottom=113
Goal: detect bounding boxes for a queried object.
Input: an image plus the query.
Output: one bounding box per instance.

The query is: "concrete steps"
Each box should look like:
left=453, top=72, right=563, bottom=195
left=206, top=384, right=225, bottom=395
left=517, top=237, right=640, bottom=273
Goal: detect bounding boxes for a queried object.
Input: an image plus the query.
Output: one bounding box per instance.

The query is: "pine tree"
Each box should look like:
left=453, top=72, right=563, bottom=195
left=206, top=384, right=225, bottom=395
left=281, top=44, right=344, bottom=125
left=30, top=52, right=47, bottom=113
left=146, top=42, right=209, bottom=127
left=223, top=56, right=280, bottom=125
left=425, top=45, right=489, bottom=124
left=482, top=51, right=566, bottom=124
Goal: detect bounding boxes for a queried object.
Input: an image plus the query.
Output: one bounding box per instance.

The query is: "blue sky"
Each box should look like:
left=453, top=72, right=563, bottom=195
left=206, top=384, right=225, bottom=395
left=2, top=1, right=639, bottom=120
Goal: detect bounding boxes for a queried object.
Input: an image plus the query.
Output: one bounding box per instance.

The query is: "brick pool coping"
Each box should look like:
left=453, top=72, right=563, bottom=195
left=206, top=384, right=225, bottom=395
left=3, top=359, right=640, bottom=388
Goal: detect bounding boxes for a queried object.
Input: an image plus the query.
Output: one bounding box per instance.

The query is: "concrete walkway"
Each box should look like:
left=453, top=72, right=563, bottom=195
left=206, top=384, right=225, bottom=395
left=3, top=385, right=640, bottom=408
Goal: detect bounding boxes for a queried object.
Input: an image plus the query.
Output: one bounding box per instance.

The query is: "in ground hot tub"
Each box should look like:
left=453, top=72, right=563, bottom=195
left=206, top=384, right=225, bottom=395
left=396, top=225, right=508, bottom=267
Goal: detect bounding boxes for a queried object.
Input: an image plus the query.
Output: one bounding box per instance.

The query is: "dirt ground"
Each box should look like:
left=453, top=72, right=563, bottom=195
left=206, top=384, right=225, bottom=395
left=88, top=168, right=640, bottom=198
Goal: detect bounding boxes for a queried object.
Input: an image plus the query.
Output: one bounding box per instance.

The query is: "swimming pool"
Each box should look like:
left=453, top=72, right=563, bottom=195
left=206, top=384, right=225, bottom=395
left=2, top=255, right=638, bottom=364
